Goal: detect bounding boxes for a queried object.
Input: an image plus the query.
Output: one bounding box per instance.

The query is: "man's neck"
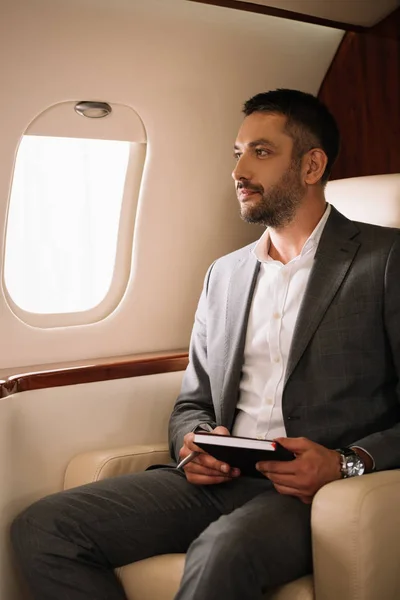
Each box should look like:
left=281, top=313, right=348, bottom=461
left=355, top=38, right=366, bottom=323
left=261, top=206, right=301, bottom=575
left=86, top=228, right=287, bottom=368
left=268, top=199, right=327, bottom=265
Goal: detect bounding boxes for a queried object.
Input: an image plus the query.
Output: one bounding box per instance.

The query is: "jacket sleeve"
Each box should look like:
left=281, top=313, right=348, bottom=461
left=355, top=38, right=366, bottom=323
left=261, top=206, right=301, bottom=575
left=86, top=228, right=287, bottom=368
left=168, top=263, right=217, bottom=462
left=351, top=233, right=400, bottom=471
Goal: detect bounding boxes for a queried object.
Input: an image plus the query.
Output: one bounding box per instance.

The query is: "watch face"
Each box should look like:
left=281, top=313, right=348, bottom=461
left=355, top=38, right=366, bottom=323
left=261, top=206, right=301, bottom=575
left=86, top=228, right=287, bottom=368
left=345, top=453, right=365, bottom=477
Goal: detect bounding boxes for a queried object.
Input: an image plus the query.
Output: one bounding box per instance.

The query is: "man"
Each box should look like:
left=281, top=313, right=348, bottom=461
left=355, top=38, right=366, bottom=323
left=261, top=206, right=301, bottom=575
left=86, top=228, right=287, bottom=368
left=11, top=89, right=400, bottom=600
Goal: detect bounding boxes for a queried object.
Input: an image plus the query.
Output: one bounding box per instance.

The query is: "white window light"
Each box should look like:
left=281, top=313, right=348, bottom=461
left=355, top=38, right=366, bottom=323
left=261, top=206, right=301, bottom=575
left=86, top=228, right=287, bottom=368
left=4, top=101, right=147, bottom=327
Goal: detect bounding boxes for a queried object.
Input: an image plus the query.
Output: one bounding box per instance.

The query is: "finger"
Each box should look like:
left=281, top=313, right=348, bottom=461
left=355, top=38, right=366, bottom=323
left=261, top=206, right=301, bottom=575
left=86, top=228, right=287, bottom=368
left=180, top=442, right=235, bottom=474
left=299, top=495, right=313, bottom=505
left=274, top=436, right=313, bottom=454
left=212, top=426, right=231, bottom=436
left=178, top=445, right=195, bottom=460
left=183, top=428, right=230, bottom=458
left=186, top=473, right=233, bottom=486
left=189, top=457, right=240, bottom=478
left=183, top=432, right=195, bottom=447
left=183, top=433, right=206, bottom=453
left=196, top=453, right=234, bottom=474
left=185, top=461, right=234, bottom=478
left=264, top=473, right=305, bottom=490
left=256, top=460, right=298, bottom=475
left=272, top=483, right=306, bottom=497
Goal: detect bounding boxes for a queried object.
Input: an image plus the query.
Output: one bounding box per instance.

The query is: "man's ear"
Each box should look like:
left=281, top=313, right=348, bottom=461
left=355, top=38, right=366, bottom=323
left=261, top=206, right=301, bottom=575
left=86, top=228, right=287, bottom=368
left=303, top=149, right=328, bottom=185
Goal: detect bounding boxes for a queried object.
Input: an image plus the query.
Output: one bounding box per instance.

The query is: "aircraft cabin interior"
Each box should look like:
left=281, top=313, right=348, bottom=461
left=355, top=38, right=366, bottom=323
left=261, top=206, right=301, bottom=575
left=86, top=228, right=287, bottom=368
left=1, top=0, right=400, bottom=599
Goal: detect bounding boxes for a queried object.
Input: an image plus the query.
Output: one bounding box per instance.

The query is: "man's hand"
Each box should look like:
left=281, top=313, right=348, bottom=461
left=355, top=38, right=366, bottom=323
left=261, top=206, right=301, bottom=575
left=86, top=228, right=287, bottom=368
left=256, top=437, right=342, bottom=503
left=179, top=426, right=241, bottom=485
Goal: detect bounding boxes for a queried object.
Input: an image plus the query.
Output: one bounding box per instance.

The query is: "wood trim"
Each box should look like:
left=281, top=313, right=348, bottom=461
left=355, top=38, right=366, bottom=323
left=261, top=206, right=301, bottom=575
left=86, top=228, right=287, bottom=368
left=317, top=31, right=353, bottom=97
left=187, top=0, right=367, bottom=33
left=0, top=351, right=189, bottom=398
left=318, top=7, right=400, bottom=179
left=370, top=5, right=400, bottom=39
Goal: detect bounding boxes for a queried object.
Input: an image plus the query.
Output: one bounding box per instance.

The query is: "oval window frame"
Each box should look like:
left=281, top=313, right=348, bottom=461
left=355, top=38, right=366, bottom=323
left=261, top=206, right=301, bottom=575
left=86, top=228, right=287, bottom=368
left=3, top=100, right=147, bottom=328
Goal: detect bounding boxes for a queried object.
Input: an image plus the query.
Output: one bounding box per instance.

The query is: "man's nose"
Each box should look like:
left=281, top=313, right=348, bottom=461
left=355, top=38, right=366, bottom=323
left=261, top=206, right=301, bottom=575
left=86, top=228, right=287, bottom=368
left=232, top=154, right=252, bottom=182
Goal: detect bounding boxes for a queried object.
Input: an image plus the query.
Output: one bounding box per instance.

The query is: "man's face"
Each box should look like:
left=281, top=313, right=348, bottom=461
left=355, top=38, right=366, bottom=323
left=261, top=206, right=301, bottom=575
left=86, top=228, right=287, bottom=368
left=232, top=112, right=306, bottom=228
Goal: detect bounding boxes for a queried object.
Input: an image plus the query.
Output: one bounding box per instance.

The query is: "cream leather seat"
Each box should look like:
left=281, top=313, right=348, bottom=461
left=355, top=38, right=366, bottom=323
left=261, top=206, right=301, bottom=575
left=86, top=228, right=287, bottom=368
left=65, top=174, right=400, bottom=600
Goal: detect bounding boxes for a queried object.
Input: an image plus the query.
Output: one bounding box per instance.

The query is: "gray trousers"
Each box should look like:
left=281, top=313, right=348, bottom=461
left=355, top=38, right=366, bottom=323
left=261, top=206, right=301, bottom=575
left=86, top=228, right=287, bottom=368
left=11, top=467, right=312, bottom=600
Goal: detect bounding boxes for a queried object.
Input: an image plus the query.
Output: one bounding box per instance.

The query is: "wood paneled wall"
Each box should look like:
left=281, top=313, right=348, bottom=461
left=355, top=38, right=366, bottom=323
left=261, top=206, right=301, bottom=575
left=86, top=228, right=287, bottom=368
left=318, top=8, right=400, bottom=180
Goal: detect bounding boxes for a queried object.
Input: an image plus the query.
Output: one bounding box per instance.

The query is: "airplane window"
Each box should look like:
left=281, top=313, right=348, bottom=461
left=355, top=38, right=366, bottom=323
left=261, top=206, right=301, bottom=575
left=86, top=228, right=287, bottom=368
left=4, top=100, right=146, bottom=327
left=5, top=135, right=131, bottom=316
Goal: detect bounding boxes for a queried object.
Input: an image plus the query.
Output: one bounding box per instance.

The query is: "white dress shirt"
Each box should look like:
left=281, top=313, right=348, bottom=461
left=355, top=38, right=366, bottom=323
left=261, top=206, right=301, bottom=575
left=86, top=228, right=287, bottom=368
left=232, top=204, right=331, bottom=440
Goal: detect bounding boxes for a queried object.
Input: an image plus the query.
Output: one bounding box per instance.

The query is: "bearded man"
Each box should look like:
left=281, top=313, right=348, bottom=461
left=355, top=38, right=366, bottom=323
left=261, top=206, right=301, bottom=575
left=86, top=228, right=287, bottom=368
left=11, top=89, right=400, bottom=600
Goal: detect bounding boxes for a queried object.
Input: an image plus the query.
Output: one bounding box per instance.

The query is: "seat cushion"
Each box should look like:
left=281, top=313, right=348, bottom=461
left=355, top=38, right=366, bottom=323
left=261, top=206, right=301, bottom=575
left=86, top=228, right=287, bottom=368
left=117, top=554, right=314, bottom=600
left=116, top=555, right=185, bottom=600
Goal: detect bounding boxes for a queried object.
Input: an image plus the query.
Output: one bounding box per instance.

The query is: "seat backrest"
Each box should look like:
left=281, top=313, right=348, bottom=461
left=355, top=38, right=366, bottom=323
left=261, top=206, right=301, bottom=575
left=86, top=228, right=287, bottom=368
left=325, top=174, right=400, bottom=228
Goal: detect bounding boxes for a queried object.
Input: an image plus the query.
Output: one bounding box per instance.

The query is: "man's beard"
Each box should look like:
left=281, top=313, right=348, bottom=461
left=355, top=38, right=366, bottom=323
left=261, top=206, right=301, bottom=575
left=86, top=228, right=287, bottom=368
left=238, top=161, right=305, bottom=228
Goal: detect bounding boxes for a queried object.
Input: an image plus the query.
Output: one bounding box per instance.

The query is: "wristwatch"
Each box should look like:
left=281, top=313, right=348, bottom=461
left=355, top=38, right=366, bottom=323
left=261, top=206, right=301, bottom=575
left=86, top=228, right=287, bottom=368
left=336, top=447, right=365, bottom=478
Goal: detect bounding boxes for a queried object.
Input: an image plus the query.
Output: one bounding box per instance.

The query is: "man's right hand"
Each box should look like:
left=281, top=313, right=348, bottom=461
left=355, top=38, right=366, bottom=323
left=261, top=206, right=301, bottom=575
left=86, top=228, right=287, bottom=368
left=179, top=426, right=241, bottom=485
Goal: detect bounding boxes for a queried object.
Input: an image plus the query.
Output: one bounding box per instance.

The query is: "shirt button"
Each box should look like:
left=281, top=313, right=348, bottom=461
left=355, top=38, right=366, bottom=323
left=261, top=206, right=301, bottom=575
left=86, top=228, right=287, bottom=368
left=274, top=357, right=280, bottom=363
left=266, top=398, right=273, bottom=405
left=256, top=435, right=264, bottom=440
left=273, top=312, right=281, bottom=319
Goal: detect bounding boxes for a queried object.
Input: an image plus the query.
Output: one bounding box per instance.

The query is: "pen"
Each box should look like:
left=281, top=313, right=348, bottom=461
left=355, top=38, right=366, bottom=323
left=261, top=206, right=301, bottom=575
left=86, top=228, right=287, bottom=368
left=176, top=451, right=199, bottom=470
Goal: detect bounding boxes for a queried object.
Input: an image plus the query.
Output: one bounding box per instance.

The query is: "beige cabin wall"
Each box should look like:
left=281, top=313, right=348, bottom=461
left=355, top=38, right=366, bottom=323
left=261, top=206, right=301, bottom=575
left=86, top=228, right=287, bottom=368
left=0, top=370, right=184, bottom=600
left=0, top=0, right=343, bottom=369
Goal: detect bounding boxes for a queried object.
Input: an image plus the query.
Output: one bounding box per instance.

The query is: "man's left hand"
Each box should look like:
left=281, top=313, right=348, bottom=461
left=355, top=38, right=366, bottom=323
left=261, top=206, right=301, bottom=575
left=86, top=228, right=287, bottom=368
left=256, top=437, right=342, bottom=504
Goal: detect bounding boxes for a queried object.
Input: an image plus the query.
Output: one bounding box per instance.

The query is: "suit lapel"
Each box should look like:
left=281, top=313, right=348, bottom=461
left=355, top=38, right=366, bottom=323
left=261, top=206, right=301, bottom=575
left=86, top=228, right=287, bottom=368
left=285, top=207, right=360, bottom=385
left=219, top=251, right=260, bottom=428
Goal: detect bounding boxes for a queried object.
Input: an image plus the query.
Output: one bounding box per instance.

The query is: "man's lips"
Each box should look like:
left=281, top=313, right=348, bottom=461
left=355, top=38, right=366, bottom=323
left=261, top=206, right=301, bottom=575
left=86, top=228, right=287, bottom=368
left=237, top=188, right=261, bottom=200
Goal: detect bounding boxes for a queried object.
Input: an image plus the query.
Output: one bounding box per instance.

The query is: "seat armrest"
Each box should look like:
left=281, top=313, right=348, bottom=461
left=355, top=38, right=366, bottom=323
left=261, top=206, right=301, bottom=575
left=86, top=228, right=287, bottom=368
left=311, top=470, right=400, bottom=600
left=64, top=443, right=171, bottom=490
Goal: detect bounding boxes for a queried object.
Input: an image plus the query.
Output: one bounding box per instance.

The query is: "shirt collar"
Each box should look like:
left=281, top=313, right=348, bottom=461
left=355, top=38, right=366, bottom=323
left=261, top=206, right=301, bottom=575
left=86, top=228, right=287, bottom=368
left=253, top=203, right=331, bottom=263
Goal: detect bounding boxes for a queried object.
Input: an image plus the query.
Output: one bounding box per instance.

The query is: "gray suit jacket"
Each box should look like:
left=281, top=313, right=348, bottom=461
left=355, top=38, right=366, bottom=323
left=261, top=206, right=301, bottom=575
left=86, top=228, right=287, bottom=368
left=169, top=207, right=400, bottom=471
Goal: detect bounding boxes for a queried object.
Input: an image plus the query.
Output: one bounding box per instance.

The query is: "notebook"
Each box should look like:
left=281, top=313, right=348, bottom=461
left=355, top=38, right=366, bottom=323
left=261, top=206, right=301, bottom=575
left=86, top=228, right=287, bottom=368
left=193, top=432, right=295, bottom=478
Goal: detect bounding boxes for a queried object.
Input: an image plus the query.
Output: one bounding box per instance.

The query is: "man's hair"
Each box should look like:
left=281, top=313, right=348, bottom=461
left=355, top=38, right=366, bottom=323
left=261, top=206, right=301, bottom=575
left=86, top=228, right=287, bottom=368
left=243, top=89, right=340, bottom=184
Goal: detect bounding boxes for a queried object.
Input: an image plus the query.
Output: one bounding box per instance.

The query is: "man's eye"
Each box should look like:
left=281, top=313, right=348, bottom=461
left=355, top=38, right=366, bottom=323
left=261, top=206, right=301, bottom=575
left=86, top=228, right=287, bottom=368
left=233, top=153, right=241, bottom=161
left=255, top=148, right=270, bottom=157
